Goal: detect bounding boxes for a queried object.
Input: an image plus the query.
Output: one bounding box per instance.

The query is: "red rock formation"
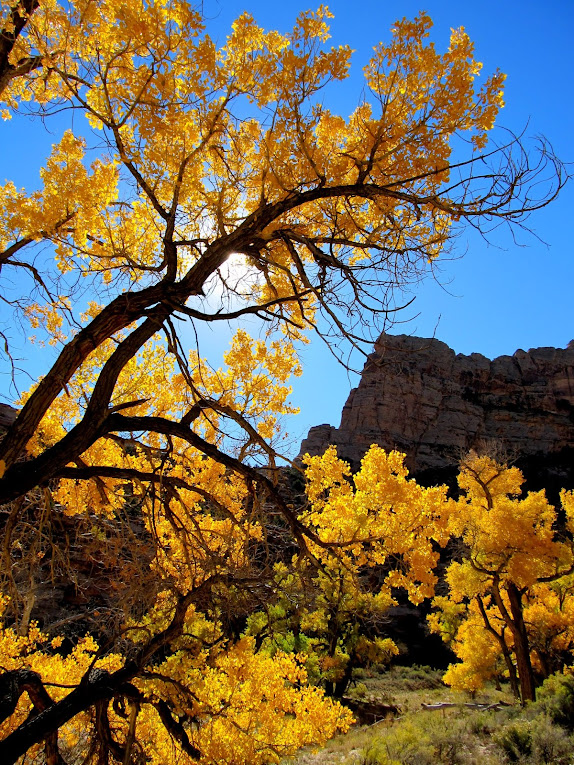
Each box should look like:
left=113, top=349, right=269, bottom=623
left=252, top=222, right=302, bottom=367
left=300, top=335, right=574, bottom=473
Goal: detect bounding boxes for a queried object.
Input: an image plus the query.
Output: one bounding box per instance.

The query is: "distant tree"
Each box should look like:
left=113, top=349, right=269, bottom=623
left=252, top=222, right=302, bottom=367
left=0, top=1, right=565, bottom=761
left=430, top=454, right=574, bottom=703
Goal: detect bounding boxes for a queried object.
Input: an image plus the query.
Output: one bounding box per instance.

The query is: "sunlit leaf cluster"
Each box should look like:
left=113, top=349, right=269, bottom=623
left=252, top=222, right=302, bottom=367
left=431, top=454, right=574, bottom=703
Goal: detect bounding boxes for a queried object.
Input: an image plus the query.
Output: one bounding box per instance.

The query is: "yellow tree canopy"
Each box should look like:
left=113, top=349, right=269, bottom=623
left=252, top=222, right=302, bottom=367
left=303, top=445, right=453, bottom=604
left=431, top=454, right=574, bottom=702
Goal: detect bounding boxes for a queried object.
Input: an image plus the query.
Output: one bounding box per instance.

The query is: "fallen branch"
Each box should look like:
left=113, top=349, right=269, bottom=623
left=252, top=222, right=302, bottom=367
left=422, top=701, right=512, bottom=711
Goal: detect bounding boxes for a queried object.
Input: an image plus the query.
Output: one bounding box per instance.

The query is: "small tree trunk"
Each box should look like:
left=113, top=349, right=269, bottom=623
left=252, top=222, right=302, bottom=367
left=123, top=702, right=139, bottom=765
left=501, top=642, right=521, bottom=701
left=476, top=595, right=520, bottom=700
left=333, top=672, right=352, bottom=699
left=325, top=670, right=352, bottom=699
left=506, top=583, right=536, bottom=703
left=535, top=648, right=551, bottom=681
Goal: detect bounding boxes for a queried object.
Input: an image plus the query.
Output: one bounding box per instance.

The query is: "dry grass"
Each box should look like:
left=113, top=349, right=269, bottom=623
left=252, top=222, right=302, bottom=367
left=284, top=666, right=574, bottom=765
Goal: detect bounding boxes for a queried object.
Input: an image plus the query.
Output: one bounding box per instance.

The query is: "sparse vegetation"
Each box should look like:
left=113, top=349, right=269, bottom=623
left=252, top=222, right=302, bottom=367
left=285, top=666, right=574, bottom=765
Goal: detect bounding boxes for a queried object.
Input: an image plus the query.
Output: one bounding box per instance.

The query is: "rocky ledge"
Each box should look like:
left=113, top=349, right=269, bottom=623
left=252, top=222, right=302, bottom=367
left=300, top=334, right=574, bottom=476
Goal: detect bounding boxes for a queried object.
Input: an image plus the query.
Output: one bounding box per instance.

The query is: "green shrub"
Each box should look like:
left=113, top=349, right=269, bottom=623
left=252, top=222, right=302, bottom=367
left=354, top=682, right=368, bottom=699
left=493, top=719, right=534, bottom=762
left=468, top=710, right=493, bottom=736
left=390, top=665, right=443, bottom=692
left=362, top=718, right=436, bottom=765
left=533, top=673, right=574, bottom=730
left=529, top=714, right=574, bottom=764
left=362, top=714, right=480, bottom=765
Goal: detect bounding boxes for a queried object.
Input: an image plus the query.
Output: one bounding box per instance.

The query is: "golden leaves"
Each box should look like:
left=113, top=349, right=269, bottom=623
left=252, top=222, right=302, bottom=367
left=431, top=455, right=574, bottom=695
left=0, top=3, right=536, bottom=758
left=454, top=454, right=567, bottom=588
left=303, top=445, right=452, bottom=604
left=182, top=638, right=353, bottom=765
left=362, top=11, right=504, bottom=184
left=0, top=129, right=120, bottom=285
left=1, top=2, right=513, bottom=374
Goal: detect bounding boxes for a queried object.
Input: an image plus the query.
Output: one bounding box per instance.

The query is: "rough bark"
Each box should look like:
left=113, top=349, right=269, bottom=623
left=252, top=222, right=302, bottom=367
left=507, top=582, right=537, bottom=703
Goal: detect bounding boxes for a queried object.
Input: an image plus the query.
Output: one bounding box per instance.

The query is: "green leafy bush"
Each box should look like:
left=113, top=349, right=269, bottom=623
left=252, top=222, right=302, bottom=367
left=533, top=673, right=574, bottom=730
left=493, top=719, right=534, bottom=761
left=529, top=715, right=574, bottom=764
left=353, top=682, right=368, bottom=699
left=389, top=665, right=444, bottom=692
left=362, top=718, right=436, bottom=765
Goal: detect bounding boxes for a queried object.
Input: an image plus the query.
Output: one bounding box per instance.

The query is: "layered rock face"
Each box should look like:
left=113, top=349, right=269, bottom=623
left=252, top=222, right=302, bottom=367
left=300, top=335, right=574, bottom=474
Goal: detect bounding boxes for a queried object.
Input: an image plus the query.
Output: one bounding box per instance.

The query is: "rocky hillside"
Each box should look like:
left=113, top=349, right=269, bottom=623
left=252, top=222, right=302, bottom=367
left=300, top=334, right=574, bottom=491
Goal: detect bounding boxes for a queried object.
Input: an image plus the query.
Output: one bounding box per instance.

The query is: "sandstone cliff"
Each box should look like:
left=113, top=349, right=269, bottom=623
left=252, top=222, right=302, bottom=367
left=300, top=335, right=574, bottom=477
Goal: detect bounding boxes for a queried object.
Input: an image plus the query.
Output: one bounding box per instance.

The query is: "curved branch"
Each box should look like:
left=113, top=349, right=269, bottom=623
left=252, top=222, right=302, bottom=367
left=0, top=0, right=40, bottom=97
left=0, top=573, right=240, bottom=763
left=0, top=669, right=65, bottom=765
left=153, top=699, right=200, bottom=760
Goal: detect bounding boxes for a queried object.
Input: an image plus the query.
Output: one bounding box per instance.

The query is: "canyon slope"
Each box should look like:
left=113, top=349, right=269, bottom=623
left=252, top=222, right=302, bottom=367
left=300, top=334, right=574, bottom=485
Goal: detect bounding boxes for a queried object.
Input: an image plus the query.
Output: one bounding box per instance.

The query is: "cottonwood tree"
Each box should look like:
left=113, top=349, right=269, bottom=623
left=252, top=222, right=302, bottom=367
left=0, top=1, right=565, bottom=761
left=246, top=446, right=452, bottom=698
left=430, top=454, right=574, bottom=704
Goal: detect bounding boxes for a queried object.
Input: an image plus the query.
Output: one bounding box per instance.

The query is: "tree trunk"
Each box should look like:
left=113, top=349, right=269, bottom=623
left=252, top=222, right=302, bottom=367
left=501, top=640, right=521, bottom=701
left=506, top=582, right=536, bottom=703
left=477, top=595, right=520, bottom=700
left=535, top=648, right=551, bottom=681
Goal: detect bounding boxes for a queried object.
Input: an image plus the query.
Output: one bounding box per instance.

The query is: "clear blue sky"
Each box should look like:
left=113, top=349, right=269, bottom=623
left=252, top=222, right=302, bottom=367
left=1, top=1, right=573, bottom=457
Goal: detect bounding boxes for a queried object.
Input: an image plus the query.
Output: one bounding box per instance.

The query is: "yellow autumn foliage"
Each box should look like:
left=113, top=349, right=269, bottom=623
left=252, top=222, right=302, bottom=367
left=432, top=454, right=574, bottom=701
left=0, top=0, right=561, bottom=759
